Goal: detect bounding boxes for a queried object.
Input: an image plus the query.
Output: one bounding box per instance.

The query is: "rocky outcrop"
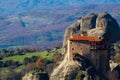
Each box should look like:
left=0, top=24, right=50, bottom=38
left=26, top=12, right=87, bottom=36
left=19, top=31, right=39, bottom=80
left=62, top=13, right=97, bottom=54
left=22, top=71, right=49, bottom=80
left=108, top=61, right=120, bottom=80
left=51, top=64, right=79, bottom=80
left=22, top=73, right=39, bottom=80
left=114, top=41, right=120, bottom=52
left=62, top=13, right=120, bottom=55
left=88, top=13, right=120, bottom=42
left=51, top=13, right=120, bottom=80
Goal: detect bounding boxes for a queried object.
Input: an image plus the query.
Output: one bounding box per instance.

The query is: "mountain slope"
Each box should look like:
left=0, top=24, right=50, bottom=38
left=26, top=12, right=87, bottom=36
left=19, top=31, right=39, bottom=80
left=0, top=4, right=120, bottom=49
left=1, top=0, right=120, bottom=16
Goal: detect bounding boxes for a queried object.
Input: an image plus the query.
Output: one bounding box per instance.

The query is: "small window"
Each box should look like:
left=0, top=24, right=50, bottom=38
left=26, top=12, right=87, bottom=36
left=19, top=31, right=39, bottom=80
left=72, top=48, right=74, bottom=50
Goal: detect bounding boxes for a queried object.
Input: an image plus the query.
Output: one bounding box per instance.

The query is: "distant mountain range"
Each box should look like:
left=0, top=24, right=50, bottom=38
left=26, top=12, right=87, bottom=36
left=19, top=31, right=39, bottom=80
left=0, top=3, right=120, bottom=49
left=1, top=0, right=120, bottom=16
left=0, top=0, right=120, bottom=48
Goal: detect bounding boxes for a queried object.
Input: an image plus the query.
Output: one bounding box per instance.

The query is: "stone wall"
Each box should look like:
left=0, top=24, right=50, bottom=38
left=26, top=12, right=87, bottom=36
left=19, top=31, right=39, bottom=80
left=68, top=40, right=90, bottom=60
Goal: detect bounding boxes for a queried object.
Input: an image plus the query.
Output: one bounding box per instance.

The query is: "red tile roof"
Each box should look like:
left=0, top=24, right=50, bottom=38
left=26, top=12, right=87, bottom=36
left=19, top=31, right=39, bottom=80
left=68, top=36, right=101, bottom=42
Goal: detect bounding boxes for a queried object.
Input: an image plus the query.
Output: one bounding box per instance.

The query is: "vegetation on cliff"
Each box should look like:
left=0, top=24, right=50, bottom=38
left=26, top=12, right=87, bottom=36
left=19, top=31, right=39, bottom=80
left=0, top=47, right=62, bottom=80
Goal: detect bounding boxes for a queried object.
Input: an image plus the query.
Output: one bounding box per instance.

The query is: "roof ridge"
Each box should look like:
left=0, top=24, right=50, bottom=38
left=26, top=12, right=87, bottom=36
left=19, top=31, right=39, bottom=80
left=68, top=36, right=101, bottom=42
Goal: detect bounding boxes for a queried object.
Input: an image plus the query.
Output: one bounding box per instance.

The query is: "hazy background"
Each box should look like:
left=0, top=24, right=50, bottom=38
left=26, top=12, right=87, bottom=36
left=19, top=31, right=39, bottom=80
left=0, top=0, right=120, bottom=49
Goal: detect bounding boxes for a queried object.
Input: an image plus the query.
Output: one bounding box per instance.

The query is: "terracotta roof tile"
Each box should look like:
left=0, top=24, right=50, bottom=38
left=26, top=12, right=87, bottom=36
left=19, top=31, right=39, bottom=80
left=68, top=36, right=101, bottom=42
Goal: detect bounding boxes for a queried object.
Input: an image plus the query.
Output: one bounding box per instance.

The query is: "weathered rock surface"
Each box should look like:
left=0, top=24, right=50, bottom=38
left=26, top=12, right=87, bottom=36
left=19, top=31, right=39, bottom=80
left=22, top=72, right=39, bottom=80
left=51, top=13, right=120, bottom=80
left=108, top=61, right=120, bottom=80
left=22, top=71, right=49, bottom=80
left=50, top=53, right=80, bottom=80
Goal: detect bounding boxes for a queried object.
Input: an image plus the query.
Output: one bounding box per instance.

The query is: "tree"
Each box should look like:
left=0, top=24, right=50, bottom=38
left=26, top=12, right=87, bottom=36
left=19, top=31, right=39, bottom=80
left=75, top=71, right=85, bottom=80
left=46, top=49, right=51, bottom=53
left=0, top=61, right=3, bottom=67
left=26, top=63, right=36, bottom=72
left=38, top=72, right=49, bottom=80
left=35, top=58, right=47, bottom=71
left=31, top=56, right=39, bottom=62
left=0, top=55, right=3, bottom=60
left=52, top=53, right=63, bottom=63
left=14, top=61, right=21, bottom=67
left=1, top=49, right=8, bottom=54
left=4, top=60, right=14, bottom=67
left=23, top=57, right=31, bottom=65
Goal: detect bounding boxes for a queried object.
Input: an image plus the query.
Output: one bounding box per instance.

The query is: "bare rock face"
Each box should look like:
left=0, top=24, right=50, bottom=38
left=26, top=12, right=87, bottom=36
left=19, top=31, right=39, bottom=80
left=22, top=73, right=39, bottom=80
left=91, top=13, right=120, bottom=42
left=22, top=71, right=49, bottom=80
left=109, top=61, right=120, bottom=80
left=62, top=13, right=97, bottom=54
left=51, top=13, right=120, bottom=80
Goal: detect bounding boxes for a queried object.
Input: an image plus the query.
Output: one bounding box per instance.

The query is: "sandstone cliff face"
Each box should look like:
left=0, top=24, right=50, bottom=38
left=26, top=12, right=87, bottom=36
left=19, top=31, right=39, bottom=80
left=51, top=13, right=120, bottom=80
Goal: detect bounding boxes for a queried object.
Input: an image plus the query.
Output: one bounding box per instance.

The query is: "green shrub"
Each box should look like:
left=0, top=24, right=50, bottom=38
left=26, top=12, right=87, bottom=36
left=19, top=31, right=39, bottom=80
left=75, top=71, right=85, bottom=80
left=114, top=53, right=120, bottom=63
